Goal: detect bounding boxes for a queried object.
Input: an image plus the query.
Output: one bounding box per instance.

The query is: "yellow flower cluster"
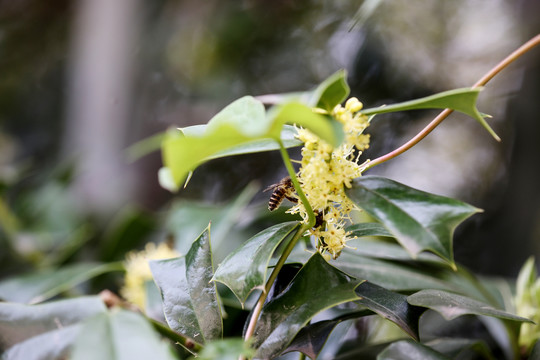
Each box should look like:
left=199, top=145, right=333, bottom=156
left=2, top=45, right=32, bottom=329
left=288, top=97, right=370, bottom=259
left=121, top=242, right=180, bottom=310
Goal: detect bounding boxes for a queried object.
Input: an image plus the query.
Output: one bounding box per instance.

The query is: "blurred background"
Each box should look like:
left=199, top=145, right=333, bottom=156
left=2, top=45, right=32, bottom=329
left=0, top=0, right=539, bottom=285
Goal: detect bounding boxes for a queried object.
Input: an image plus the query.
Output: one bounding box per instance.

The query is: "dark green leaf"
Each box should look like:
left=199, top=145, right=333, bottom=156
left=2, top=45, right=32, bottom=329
left=407, top=290, right=533, bottom=322
left=70, top=310, right=178, bottom=360
left=346, top=223, right=393, bottom=238
left=334, top=252, right=459, bottom=292
left=150, top=226, right=221, bottom=345
left=346, top=176, right=481, bottom=267
left=426, top=338, right=495, bottom=360
left=377, top=340, right=452, bottom=360
left=355, top=282, right=425, bottom=340
left=0, top=262, right=123, bottom=304
left=184, top=225, right=222, bottom=341
left=0, top=296, right=106, bottom=349
left=192, top=338, right=254, bottom=360
left=361, top=87, right=500, bottom=141
left=283, top=310, right=372, bottom=359
left=253, top=253, right=362, bottom=359
left=212, top=222, right=299, bottom=306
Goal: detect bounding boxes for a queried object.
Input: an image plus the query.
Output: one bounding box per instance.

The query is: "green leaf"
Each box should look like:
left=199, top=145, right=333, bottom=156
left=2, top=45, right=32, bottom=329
left=212, top=222, right=299, bottom=306
left=283, top=310, right=373, bottom=359
left=310, top=69, right=350, bottom=111
left=335, top=252, right=458, bottom=292
left=206, top=96, right=268, bottom=136
left=361, top=87, right=500, bottom=141
left=377, top=339, right=452, bottom=360
left=192, top=338, right=254, bottom=360
left=150, top=226, right=221, bottom=345
left=3, top=325, right=81, bottom=360
left=0, top=262, right=123, bottom=304
left=355, top=282, right=425, bottom=340
left=346, top=176, right=481, bottom=267
left=0, top=296, right=106, bottom=349
left=70, top=309, right=178, bottom=360
left=407, top=290, right=533, bottom=322
left=346, top=222, right=393, bottom=238
left=267, top=102, right=345, bottom=146
left=426, top=338, right=495, bottom=360
left=162, top=91, right=345, bottom=189
left=253, top=253, right=363, bottom=359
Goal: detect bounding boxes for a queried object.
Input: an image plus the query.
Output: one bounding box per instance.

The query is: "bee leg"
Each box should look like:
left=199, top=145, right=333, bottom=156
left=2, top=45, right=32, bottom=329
left=284, top=195, right=298, bottom=204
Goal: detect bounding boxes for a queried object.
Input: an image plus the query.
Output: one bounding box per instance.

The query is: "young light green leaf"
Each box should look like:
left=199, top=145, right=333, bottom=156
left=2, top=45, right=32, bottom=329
left=255, top=69, right=350, bottom=110
left=212, top=222, right=299, bottom=306
left=361, top=87, right=500, bottom=140
left=71, top=310, right=178, bottom=360
left=378, top=340, right=452, bottom=360
left=355, top=282, right=425, bottom=340
left=346, top=176, right=481, bottom=268
left=150, top=226, right=221, bottom=345
left=407, top=290, right=533, bottom=322
left=0, top=296, right=106, bottom=349
left=253, top=253, right=363, bottom=359
left=206, top=96, right=268, bottom=136
left=267, top=102, right=345, bottom=147
left=0, top=262, right=123, bottom=304
left=310, top=69, right=350, bottom=111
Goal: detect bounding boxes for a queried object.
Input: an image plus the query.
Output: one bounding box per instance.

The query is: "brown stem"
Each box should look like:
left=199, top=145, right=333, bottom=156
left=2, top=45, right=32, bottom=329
left=362, top=33, right=540, bottom=172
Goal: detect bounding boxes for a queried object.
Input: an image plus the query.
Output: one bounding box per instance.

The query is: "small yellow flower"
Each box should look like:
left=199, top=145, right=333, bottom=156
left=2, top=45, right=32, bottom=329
left=121, top=242, right=180, bottom=310
left=288, top=98, right=370, bottom=259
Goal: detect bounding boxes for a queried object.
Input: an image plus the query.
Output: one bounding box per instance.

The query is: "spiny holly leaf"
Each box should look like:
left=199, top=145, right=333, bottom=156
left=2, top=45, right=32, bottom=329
left=150, top=226, right=221, bottom=345
left=407, top=290, right=533, bottom=323
left=283, top=310, right=372, bottom=359
left=253, top=253, right=363, bottom=359
left=377, top=340, right=452, bottom=360
left=355, top=282, right=425, bottom=340
left=346, top=176, right=481, bottom=268
left=212, top=222, right=299, bottom=306
left=161, top=95, right=342, bottom=189
left=361, top=87, right=500, bottom=141
left=71, top=310, right=178, bottom=360
left=0, top=296, right=106, bottom=350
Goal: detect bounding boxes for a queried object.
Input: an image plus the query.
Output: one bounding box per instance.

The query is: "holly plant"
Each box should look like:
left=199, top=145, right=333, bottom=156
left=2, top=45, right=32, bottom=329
left=1, top=35, right=540, bottom=360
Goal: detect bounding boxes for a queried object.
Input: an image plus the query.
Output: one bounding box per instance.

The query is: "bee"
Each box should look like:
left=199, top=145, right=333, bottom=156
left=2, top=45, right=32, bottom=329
left=264, top=176, right=298, bottom=211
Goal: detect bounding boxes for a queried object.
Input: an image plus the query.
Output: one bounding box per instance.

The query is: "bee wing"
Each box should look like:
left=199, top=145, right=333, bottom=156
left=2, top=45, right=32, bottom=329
left=263, top=183, right=278, bottom=192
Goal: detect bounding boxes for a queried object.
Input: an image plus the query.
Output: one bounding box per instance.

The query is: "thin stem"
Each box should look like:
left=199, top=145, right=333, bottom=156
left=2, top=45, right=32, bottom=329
left=241, top=141, right=315, bottom=359
left=242, top=223, right=310, bottom=344
left=362, top=33, right=540, bottom=172
left=278, top=142, right=316, bottom=228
